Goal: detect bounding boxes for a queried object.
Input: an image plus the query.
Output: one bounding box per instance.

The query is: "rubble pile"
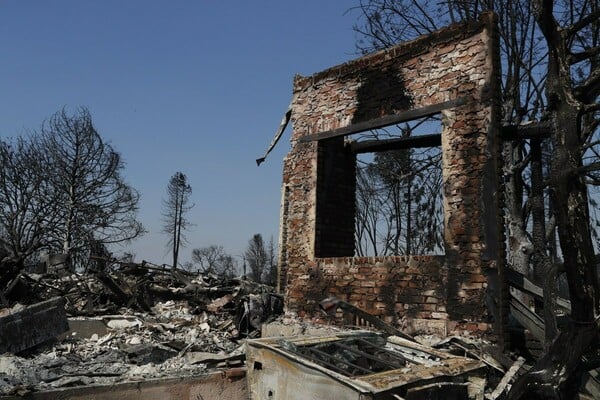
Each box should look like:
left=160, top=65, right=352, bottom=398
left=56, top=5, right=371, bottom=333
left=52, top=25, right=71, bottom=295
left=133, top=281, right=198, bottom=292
left=0, top=261, right=283, bottom=396
left=0, top=300, right=247, bottom=395
left=4, top=263, right=594, bottom=399
left=1, top=260, right=275, bottom=316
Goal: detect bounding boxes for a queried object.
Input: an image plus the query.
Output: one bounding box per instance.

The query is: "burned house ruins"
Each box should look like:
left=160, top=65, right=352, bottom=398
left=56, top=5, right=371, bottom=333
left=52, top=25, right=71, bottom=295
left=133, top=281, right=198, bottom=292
left=278, top=12, right=505, bottom=338
left=7, top=11, right=586, bottom=400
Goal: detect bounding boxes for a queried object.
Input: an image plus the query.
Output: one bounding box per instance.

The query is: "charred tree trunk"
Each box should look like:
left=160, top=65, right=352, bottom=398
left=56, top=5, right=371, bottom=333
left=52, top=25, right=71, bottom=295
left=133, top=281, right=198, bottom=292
left=509, top=86, right=600, bottom=400
left=530, top=138, right=558, bottom=348
left=504, top=141, right=533, bottom=306
left=509, top=2, right=600, bottom=398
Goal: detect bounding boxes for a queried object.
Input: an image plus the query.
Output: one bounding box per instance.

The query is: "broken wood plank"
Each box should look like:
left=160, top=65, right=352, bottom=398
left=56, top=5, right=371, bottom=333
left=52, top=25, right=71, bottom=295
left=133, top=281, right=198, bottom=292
left=509, top=293, right=545, bottom=342
left=440, top=337, right=505, bottom=373
left=319, top=297, right=415, bottom=342
left=298, top=97, right=468, bottom=143
left=0, top=297, right=68, bottom=353
left=95, top=271, right=130, bottom=305
left=506, top=268, right=571, bottom=311
left=486, top=356, right=526, bottom=399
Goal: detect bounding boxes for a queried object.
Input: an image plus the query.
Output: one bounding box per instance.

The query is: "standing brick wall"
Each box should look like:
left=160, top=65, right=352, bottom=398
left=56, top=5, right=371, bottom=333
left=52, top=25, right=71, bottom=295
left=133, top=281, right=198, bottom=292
left=279, top=13, right=503, bottom=336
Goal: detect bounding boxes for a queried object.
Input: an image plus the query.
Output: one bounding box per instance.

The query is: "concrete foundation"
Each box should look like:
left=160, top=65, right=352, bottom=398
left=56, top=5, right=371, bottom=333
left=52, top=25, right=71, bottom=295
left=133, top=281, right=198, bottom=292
left=1, top=371, right=247, bottom=400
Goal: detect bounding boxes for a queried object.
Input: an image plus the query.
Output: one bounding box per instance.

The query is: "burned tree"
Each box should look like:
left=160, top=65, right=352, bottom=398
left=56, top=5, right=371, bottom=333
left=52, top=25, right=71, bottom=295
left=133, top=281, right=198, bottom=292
left=40, top=108, right=144, bottom=268
left=0, top=137, right=58, bottom=269
left=0, top=108, right=143, bottom=271
left=191, top=245, right=237, bottom=278
left=162, top=172, right=193, bottom=269
left=507, top=1, right=600, bottom=398
left=245, top=234, right=268, bottom=284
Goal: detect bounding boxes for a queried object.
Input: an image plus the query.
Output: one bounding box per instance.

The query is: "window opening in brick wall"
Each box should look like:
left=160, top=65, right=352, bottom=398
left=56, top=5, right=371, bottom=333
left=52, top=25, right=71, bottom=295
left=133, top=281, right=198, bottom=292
left=351, top=115, right=444, bottom=257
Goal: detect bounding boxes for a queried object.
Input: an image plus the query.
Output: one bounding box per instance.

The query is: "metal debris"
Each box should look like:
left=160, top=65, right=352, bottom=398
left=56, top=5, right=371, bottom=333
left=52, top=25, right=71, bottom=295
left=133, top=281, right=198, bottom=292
left=246, top=332, right=487, bottom=400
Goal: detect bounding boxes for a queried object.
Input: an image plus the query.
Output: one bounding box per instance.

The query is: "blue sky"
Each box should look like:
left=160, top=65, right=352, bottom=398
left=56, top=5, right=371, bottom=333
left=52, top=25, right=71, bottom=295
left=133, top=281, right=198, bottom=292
left=0, top=1, right=361, bottom=265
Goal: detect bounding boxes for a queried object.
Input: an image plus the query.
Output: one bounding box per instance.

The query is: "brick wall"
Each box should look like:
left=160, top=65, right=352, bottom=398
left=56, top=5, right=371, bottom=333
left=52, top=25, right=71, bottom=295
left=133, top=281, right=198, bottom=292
left=279, top=13, right=503, bottom=336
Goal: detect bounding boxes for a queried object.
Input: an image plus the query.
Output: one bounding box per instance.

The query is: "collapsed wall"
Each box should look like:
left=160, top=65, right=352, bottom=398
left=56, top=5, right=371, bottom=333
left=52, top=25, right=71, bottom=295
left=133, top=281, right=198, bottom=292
left=278, top=13, right=504, bottom=336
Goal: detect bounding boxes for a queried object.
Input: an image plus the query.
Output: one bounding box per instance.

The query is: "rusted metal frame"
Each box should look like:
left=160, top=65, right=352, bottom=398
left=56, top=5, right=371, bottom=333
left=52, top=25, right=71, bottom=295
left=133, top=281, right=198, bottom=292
left=310, top=347, right=373, bottom=376
left=439, top=338, right=505, bottom=373
left=349, top=133, right=441, bottom=154
left=291, top=346, right=368, bottom=377
left=248, top=337, right=379, bottom=394
left=282, top=334, right=408, bottom=377
left=298, top=97, right=468, bottom=143
left=386, top=336, right=446, bottom=363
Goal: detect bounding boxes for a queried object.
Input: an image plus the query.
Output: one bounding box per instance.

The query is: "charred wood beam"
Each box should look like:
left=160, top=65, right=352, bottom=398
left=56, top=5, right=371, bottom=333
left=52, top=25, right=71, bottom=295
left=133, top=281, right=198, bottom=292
left=506, top=268, right=571, bottom=311
left=295, top=109, right=554, bottom=145
left=349, top=133, right=441, bottom=153
left=95, top=271, right=130, bottom=305
left=501, top=122, right=553, bottom=140
left=488, top=357, right=526, bottom=400
left=298, top=97, right=467, bottom=143
left=509, top=294, right=546, bottom=342
left=350, top=123, right=553, bottom=150
left=95, top=270, right=151, bottom=311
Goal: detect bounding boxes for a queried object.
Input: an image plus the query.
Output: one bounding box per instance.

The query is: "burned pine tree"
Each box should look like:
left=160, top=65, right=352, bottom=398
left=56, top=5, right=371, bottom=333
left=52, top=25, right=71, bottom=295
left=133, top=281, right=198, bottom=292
left=162, top=172, right=193, bottom=270
left=245, top=234, right=268, bottom=284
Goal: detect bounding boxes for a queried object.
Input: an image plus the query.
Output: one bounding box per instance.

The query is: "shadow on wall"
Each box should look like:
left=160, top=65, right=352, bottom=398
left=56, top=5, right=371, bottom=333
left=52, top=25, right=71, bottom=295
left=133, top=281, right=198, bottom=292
left=352, top=66, right=414, bottom=124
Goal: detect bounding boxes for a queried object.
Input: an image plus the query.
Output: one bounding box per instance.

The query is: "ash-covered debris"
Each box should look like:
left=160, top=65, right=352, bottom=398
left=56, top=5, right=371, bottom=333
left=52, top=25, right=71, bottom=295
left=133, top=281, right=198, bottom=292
left=1, top=259, right=278, bottom=316
left=0, top=259, right=283, bottom=396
